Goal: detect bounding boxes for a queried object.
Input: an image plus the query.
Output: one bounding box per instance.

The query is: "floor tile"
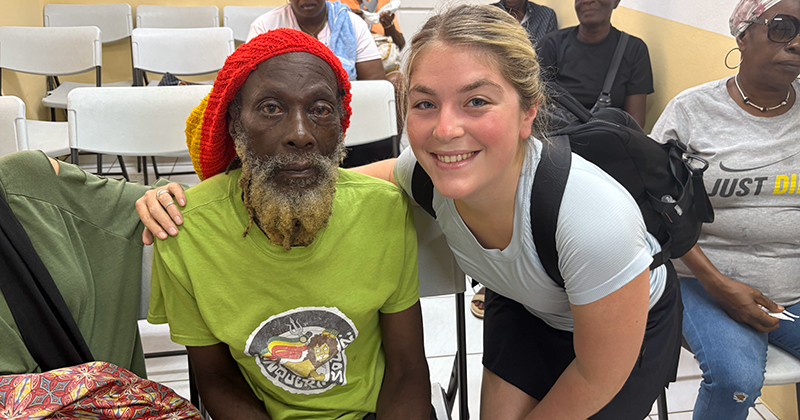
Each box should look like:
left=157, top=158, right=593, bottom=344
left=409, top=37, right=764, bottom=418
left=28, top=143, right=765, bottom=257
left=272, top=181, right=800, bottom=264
left=420, top=295, right=484, bottom=358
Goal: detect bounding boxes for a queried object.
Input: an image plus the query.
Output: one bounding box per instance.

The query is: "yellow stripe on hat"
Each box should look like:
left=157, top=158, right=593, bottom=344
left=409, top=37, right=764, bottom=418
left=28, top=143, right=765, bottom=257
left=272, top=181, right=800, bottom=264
left=186, top=91, right=211, bottom=181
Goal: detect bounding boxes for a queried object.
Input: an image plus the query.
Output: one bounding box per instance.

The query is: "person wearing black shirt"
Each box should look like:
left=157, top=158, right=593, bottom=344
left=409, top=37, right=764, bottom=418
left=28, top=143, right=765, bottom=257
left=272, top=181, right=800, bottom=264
left=537, top=0, right=653, bottom=127
left=492, top=0, right=558, bottom=47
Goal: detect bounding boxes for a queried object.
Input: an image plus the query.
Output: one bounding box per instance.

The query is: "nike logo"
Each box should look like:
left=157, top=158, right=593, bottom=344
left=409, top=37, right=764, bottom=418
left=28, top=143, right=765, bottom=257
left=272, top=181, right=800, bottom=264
left=719, top=149, right=800, bottom=172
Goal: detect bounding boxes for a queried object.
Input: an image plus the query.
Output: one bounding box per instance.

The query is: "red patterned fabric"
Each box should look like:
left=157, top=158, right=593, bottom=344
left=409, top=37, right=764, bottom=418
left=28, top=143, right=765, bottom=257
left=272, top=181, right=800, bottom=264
left=0, top=361, right=200, bottom=419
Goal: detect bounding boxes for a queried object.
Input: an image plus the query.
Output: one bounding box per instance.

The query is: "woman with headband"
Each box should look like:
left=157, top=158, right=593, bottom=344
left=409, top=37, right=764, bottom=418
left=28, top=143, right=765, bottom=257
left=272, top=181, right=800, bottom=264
left=651, top=0, right=800, bottom=418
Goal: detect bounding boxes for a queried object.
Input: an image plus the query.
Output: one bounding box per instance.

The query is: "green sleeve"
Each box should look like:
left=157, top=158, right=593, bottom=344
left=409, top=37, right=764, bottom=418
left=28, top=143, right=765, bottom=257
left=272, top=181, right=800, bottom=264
left=148, top=239, right=220, bottom=347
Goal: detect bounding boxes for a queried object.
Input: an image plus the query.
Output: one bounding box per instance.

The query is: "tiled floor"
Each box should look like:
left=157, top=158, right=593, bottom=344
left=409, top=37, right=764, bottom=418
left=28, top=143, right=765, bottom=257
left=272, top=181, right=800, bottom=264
left=85, top=154, right=779, bottom=419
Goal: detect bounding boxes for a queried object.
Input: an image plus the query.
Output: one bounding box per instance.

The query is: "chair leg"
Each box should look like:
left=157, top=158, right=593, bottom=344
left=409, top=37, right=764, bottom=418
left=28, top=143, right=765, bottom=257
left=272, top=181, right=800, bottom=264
left=118, top=156, right=130, bottom=181
left=97, top=154, right=103, bottom=176
left=795, top=382, right=800, bottom=419
left=142, top=157, right=149, bottom=185
left=151, top=156, right=161, bottom=180
left=657, top=387, right=669, bottom=420
left=455, top=292, right=469, bottom=420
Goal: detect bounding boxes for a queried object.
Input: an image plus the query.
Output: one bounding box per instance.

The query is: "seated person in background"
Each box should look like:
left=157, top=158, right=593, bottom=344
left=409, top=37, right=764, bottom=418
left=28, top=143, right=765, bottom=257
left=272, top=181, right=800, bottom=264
left=248, top=0, right=385, bottom=81
left=0, top=151, right=179, bottom=376
left=492, top=0, right=558, bottom=47
left=537, top=0, right=653, bottom=127
left=146, top=28, right=430, bottom=420
left=249, top=0, right=395, bottom=168
left=344, top=0, right=405, bottom=51
left=650, top=0, right=800, bottom=418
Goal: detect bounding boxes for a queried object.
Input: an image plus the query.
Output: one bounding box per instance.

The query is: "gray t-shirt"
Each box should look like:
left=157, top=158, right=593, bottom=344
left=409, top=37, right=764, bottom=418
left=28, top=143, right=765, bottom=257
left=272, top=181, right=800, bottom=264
left=650, top=78, right=800, bottom=306
left=394, top=139, right=666, bottom=331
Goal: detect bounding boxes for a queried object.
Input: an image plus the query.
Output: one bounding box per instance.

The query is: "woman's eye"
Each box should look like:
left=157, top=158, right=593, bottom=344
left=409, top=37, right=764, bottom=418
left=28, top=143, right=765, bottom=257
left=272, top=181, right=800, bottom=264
left=261, top=103, right=281, bottom=114
left=468, top=98, right=487, bottom=107
left=414, top=100, right=435, bottom=110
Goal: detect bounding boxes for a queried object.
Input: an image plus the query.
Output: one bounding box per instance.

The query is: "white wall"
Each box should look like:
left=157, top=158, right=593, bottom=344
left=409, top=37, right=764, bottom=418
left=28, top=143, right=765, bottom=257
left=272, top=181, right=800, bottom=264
left=616, top=0, right=737, bottom=37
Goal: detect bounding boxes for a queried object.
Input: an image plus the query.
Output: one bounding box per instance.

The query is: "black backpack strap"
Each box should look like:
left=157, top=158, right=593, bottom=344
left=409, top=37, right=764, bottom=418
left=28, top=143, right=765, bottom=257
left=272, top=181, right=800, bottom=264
left=0, top=194, right=93, bottom=371
left=530, top=136, right=572, bottom=288
left=411, top=161, right=436, bottom=219
left=593, top=32, right=630, bottom=110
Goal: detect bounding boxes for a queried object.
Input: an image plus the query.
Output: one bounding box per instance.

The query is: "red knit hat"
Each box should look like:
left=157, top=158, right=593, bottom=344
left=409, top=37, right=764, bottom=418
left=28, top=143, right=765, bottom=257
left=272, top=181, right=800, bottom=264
left=186, top=28, right=352, bottom=181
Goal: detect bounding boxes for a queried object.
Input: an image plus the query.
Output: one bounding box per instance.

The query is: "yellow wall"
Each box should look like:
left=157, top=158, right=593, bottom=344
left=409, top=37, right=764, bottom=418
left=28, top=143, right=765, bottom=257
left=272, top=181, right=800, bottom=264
left=537, top=0, right=737, bottom=132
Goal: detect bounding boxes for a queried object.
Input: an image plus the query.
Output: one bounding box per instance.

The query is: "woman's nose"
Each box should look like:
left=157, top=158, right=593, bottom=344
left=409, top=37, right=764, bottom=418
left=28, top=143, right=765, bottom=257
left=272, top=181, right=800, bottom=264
left=432, top=105, right=465, bottom=142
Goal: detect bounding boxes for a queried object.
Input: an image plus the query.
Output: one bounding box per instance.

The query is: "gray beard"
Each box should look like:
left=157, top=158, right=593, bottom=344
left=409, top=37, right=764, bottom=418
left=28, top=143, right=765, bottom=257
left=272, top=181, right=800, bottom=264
left=231, top=121, right=346, bottom=250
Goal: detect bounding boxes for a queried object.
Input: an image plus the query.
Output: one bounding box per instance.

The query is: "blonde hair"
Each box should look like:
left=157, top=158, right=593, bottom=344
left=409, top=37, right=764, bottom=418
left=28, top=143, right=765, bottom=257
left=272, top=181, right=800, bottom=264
left=402, top=4, right=547, bottom=135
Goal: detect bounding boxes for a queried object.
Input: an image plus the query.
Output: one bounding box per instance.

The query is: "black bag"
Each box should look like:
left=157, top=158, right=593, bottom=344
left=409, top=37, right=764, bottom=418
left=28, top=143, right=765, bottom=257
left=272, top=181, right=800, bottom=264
left=410, top=86, right=715, bottom=287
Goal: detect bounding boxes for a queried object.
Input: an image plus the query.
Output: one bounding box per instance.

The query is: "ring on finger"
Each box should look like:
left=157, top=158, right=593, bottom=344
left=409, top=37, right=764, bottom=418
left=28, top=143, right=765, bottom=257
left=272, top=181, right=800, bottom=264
left=156, top=189, right=170, bottom=199
left=165, top=201, right=175, bottom=209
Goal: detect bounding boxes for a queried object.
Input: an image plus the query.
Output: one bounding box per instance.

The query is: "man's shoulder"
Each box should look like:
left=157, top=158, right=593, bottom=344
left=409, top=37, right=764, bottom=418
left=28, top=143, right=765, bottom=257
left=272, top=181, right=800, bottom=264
left=336, top=168, right=409, bottom=206
left=182, top=170, right=240, bottom=214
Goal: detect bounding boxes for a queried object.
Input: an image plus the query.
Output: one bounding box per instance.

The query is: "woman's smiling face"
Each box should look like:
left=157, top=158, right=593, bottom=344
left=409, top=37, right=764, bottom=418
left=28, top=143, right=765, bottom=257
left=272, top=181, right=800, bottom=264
left=405, top=43, right=537, bottom=203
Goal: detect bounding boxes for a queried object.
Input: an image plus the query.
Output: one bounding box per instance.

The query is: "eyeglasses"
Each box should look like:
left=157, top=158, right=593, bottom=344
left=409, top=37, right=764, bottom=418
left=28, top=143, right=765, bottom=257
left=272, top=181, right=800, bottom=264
left=746, top=14, right=800, bottom=43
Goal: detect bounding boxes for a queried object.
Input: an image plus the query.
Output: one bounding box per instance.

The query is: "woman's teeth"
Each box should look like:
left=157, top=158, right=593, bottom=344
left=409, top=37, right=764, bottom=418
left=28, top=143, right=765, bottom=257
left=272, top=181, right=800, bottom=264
left=436, top=152, right=475, bottom=163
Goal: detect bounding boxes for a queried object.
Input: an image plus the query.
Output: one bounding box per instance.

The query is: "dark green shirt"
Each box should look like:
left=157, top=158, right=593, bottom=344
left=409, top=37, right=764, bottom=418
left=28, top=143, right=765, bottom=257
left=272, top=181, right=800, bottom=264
left=0, top=151, right=151, bottom=376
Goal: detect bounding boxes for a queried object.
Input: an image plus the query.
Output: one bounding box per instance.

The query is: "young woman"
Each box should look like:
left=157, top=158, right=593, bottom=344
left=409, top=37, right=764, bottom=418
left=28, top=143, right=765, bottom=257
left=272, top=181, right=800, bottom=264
left=138, top=5, right=682, bottom=419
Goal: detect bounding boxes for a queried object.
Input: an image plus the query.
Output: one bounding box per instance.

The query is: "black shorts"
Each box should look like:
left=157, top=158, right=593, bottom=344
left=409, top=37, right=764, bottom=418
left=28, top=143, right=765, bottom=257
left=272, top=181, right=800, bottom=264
left=482, top=262, right=682, bottom=420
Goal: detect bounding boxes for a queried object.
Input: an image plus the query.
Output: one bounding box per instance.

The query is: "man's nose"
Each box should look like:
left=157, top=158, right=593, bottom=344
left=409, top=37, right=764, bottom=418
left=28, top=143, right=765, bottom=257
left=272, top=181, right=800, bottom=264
left=283, top=108, right=316, bottom=151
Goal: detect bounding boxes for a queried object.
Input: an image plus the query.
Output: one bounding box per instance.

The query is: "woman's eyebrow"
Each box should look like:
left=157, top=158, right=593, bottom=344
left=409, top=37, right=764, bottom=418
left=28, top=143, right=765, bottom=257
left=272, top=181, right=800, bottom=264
left=459, top=79, right=502, bottom=94
left=409, top=84, right=436, bottom=96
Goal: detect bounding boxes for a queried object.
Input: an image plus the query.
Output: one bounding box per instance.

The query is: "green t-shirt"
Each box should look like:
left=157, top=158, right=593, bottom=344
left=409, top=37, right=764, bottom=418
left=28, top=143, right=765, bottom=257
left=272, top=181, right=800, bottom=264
left=0, top=151, right=150, bottom=377
left=148, top=168, right=419, bottom=420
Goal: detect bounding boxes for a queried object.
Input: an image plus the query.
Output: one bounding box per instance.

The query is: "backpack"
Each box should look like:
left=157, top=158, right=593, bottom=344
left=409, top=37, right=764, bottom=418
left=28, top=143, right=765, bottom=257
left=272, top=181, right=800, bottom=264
left=410, top=84, right=715, bottom=287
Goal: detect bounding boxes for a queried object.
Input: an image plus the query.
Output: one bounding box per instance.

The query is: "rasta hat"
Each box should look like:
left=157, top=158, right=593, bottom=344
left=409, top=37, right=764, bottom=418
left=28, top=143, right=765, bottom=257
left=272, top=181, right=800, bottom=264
left=730, top=0, right=784, bottom=37
left=185, top=28, right=352, bottom=181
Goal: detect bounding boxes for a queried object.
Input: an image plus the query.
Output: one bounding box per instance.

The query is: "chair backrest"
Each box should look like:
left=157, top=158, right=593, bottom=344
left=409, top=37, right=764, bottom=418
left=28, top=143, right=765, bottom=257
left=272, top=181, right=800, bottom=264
left=223, top=5, right=276, bottom=42
left=345, top=80, right=398, bottom=147
left=135, top=5, right=220, bottom=28
left=67, top=85, right=212, bottom=156
left=0, top=95, right=27, bottom=157
left=44, top=3, right=133, bottom=44
left=0, top=26, right=101, bottom=76
left=415, top=207, right=466, bottom=298
left=130, top=27, right=234, bottom=80
left=395, top=9, right=434, bottom=41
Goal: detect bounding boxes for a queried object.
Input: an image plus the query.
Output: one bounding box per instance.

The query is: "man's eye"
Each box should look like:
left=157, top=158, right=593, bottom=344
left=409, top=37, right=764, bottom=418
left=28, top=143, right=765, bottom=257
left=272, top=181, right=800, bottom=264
left=313, top=106, right=332, bottom=116
left=261, top=104, right=281, bottom=114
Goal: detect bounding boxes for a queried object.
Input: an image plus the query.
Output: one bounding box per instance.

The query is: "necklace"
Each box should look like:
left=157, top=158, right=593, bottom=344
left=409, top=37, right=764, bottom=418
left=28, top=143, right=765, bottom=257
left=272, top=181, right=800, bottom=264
left=734, top=74, right=790, bottom=113
left=299, top=20, right=326, bottom=38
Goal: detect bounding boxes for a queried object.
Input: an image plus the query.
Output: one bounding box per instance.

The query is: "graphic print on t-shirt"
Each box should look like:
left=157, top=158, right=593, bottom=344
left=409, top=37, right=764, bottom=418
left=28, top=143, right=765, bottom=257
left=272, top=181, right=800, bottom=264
left=244, top=307, right=358, bottom=395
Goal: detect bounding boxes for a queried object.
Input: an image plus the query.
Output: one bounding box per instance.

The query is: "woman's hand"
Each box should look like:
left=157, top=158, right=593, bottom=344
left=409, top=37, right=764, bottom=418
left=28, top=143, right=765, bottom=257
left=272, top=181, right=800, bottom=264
left=706, top=274, right=783, bottom=332
left=135, top=183, right=187, bottom=245
left=680, top=244, right=782, bottom=332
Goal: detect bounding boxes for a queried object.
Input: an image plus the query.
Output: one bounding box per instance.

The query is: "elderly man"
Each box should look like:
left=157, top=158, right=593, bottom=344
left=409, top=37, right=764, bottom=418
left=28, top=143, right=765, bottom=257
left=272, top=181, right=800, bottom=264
left=145, top=29, right=429, bottom=420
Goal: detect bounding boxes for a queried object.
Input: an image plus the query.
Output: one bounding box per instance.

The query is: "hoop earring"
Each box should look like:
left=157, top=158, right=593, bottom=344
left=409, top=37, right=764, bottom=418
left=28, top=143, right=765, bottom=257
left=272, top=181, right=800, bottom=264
left=724, top=47, right=743, bottom=69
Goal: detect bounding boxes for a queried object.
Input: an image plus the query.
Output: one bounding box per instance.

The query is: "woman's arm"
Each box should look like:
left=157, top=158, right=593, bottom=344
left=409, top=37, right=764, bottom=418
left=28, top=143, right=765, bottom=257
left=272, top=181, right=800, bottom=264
left=380, top=12, right=405, bottom=50
left=355, top=59, right=387, bottom=80
left=622, top=94, right=647, bottom=128
left=680, top=244, right=781, bottom=332
left=525, top=269, right=650, bottom=419
left=348, top=158, right=398, bottom=185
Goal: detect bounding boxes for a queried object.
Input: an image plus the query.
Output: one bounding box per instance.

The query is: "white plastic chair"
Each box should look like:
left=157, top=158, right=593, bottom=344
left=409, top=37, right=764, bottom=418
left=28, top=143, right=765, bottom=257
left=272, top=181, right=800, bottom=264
left=44, top=3, right=133, bottom=44
left=345, top=80, right=398, bottom=147
left=130, top=27, right=234, bottom=86
left=0, top=95, right=70, bottom=159
left=67, top=85, right=212, bottom=184
left=0, top=26, right=101, bottom=116
left=42, top=3, right=136, bottom=108
left=222, top=5, right=276, bottom=43
left=135, top=5, right=219, bottom=29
